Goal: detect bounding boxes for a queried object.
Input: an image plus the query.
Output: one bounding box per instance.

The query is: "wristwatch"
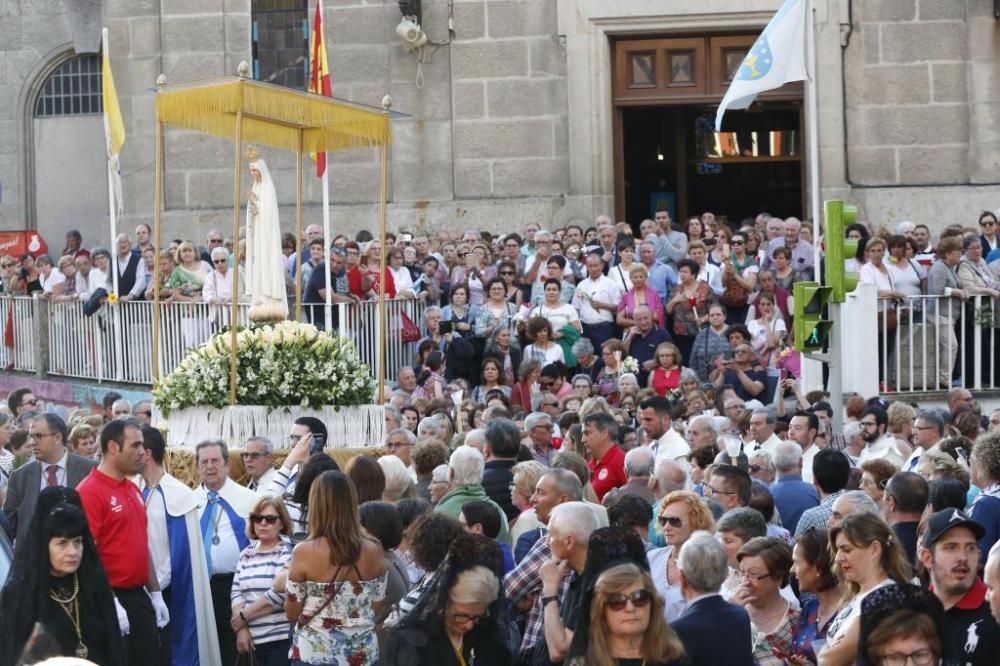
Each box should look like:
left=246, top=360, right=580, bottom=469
left=541, top=595, right=559, bottom=608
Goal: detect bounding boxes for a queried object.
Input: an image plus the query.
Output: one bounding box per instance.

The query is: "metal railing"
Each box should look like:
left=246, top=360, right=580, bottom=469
left=0, top=296, right=37, bottom=372
left=13, top=295, right=425, bottom=387
left=878, top=294, right=998, bottom=392
left=335, top=298, right=427, bottom=383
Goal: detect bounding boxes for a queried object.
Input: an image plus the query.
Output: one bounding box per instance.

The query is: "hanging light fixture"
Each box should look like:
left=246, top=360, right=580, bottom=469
left=656, top=146, right=665, bottom=161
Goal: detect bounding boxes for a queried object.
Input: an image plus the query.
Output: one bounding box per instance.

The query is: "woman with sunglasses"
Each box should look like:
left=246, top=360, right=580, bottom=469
left=496, top=260, right=523, bottom=307
left=231, top=496, right=295, bottom=665
left=730, top=537, right=799, bottom=666
left=474, top=278, right=519, bottom=347
left=566, top=562, right=685, bottom=666
left=648, top=490, right=716, bottom=621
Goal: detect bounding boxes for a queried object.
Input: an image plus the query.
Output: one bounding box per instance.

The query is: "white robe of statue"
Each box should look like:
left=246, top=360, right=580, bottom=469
left=245, top=154, right=289, bottom=321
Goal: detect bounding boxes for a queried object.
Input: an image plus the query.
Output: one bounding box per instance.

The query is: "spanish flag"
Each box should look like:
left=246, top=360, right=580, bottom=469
left=308, top=0, right=333, bottom=176
left=102, top=27, right=126, bottom=160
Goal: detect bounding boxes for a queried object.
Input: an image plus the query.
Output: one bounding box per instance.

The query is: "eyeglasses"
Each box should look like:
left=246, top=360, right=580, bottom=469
left=29, top=431, right=57, bottom=440
left=500, top=270, right=514, bottom=276
left=250, top=514, right=281, bottom=525
left=749, top=464, right=771, bottom=474
left=658, top=515, right=684, bottom=528
left=541, top=402, right=559, bottom=408
left=21, top=398, right=38, bottom=407
left=241, top=452, right=266, bottom=460
left=707, top=486, right=737, bottom=498
left=859, top=420, right=879, bottom=429
left=982, top=221, right=996, bottom=227
left=136, top=410, right=152, bottom=417
left=731, top=240, right=745, bottom=245
left=208, top=238, right=223, bottom=244
left=605, top=589, right=652, bottom=611
left=451, top=611, right=487, bottom=625
left=738, top=570, right=772, bottom=583
left=879, top=648, right=936, bottom=666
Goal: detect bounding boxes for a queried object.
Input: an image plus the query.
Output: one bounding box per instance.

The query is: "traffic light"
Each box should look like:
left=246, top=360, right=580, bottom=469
left=824, top=200, right=859, bottom=303
left=793, top=281, right=832, bottom=352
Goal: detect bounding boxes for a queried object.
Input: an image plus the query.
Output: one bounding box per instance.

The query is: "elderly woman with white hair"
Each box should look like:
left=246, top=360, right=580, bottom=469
left=379, top=454, right=418, bottom=504
left=202, top=246, right=244, bottom=328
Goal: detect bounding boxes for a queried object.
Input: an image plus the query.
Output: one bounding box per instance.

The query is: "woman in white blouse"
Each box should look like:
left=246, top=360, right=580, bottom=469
left=859, top=238, right=906, bottom=386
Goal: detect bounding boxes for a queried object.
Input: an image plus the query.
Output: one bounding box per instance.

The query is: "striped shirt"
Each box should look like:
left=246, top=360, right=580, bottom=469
left=230, top=538, right=294, bottom=645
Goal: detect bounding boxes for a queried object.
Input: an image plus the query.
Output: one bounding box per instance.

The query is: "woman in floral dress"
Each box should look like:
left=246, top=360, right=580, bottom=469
left=286, top=471, right=387, bottom=665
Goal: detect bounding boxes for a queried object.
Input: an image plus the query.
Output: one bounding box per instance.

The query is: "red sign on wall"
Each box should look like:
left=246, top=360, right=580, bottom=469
left=0, top=231, right=49, bottom=259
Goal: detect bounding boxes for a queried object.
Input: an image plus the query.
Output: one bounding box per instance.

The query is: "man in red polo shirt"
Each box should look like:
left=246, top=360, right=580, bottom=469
left=919, top=509, right=1000, bottom=665
left=77, top=418, right=169, bottom=662
left=582, top=412, right=626, bottom=502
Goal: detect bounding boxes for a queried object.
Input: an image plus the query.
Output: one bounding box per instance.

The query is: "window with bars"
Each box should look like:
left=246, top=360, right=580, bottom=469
left=252, top=0, right=308, bottom=90
left=34, top=54, right=103, bottom=117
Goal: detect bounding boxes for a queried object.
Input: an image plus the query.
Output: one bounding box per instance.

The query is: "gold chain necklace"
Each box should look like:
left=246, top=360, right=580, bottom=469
left=49, top=574, right=88, bottom=659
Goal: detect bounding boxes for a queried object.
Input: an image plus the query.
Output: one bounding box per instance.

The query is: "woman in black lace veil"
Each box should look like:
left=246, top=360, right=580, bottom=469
left=384, top=532, right=518, bottom=666
left=0, top=487, right=123, bottom=666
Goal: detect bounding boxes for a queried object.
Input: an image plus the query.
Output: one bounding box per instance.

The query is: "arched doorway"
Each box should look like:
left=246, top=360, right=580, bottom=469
left=33, top=53, right=108, bottom=250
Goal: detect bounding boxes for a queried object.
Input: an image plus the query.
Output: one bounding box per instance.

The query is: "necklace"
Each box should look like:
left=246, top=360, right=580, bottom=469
left=49, top=574, right=88, bottom=659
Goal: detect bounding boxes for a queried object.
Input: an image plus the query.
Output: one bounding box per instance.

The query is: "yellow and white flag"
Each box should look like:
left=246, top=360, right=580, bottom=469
left=715, top=0, right=809, bottom=131
left=102, top=27, right=125, bottom=220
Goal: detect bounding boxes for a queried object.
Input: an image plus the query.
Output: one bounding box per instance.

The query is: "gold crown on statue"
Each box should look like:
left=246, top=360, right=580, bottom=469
left=245, top=145, right=262, bottom=163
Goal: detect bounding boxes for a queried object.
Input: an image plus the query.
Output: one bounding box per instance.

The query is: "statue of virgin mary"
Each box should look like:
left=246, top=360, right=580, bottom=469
left=244, top=147, right=289, bottom=321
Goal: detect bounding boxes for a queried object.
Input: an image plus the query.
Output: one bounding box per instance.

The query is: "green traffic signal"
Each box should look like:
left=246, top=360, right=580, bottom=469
left=824, top=200, right=859, bottom=303
left=793, top=281, right=832, bottom=352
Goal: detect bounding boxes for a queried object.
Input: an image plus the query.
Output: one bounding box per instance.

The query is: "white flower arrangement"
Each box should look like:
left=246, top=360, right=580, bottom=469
left=619, top=355, right=640, bottom=375
left=153, top=321, right=376, bottom=416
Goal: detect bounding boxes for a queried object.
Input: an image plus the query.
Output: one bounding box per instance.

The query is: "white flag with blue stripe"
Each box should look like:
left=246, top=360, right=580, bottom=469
left=715, top=0, right=809, bottom=131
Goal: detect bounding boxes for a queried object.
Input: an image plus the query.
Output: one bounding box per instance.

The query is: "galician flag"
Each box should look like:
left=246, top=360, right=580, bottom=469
left=102, top=27, right=126, bottom=219
left=308, top=0, right=333, bottom=176
left=715, top=0, right=809, bottom=131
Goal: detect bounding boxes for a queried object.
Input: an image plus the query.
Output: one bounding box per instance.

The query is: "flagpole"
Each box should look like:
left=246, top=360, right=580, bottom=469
left=322, top=162, right=332, bottom=331
left=102, top=28, right=120, bottom=297
left=805, top=0, right=821, bottom=270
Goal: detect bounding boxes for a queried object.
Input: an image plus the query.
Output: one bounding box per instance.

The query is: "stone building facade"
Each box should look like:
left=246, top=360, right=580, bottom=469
left=0, top=0, right=998, bottom=249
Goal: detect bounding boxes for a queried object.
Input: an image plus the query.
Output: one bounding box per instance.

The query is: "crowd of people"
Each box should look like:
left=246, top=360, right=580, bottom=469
left=1, top=210, right=1000, bottom=665
left=2, top=371, right=1000, bottom=665
left=3, top=208, right=999, bottom=382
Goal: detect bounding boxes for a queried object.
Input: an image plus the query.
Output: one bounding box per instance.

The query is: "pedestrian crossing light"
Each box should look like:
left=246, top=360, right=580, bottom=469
left=793, top=281, right=832, bottom=352
left=824, top=200, right=859, bottom=303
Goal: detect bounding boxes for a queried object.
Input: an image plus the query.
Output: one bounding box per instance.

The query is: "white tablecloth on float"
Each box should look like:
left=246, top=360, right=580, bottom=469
left=154, top=404, right=385, bottom=448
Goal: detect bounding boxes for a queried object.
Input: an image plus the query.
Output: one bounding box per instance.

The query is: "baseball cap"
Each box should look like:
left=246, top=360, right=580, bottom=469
left=921, top=509, right=985, bottom=548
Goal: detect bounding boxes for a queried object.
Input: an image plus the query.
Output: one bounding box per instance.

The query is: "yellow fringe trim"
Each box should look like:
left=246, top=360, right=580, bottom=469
left=156, top=77, right=391, bottom=153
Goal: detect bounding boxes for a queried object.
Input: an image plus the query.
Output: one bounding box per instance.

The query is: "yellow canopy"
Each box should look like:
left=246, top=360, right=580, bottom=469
left=155, top=76, right=391, bottom=152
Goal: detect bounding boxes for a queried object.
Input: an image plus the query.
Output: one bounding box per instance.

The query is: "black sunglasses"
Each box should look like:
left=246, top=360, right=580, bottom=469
left=659, top=515, right=684, bottom=528
left=606, top=589, right=652, bottom=611
left=250, top=514, right=280, bottom=525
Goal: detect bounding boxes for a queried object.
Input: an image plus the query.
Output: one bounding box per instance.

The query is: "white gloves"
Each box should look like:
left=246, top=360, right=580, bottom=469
left=114, top=596, right=131, bottom=636
left=149, top=590, right=170, bottom=629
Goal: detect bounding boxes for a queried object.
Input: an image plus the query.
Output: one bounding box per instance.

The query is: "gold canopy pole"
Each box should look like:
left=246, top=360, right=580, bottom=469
left=151, top=74, right=166, bottom=387
left=377, top=95, right=392, bottom=402
left=230, top=110, right=243, bottom=407
left=295, top=129, right=304, bottom=321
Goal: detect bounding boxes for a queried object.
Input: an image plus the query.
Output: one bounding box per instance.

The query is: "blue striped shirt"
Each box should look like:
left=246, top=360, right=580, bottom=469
left=230, top=538, right=294, bottom=645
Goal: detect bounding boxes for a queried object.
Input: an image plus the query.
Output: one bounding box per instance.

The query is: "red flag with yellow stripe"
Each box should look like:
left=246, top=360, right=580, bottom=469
left=308, top=0, right=332, bottom=176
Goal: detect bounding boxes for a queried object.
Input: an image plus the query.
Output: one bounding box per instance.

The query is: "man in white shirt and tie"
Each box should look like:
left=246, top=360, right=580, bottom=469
left=747, top=410, right=782, bottom=454
left=195, top=440, right=255, bottom=666
left=572, top=252, right=623, bottom=350
left=904, top=410, right=946, bottom=471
